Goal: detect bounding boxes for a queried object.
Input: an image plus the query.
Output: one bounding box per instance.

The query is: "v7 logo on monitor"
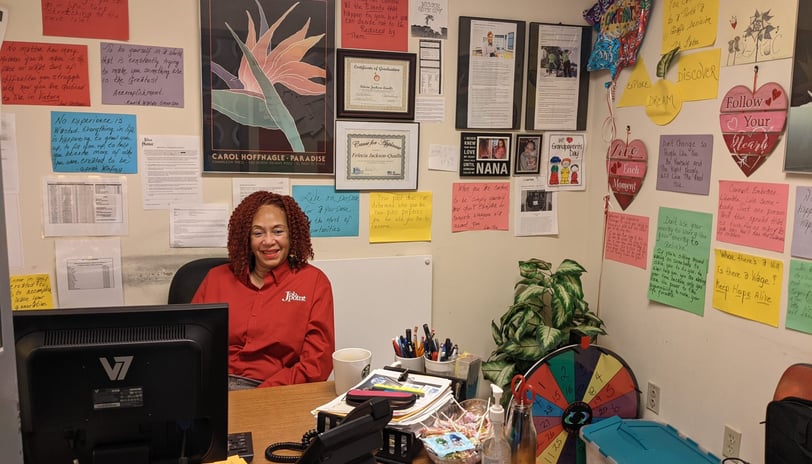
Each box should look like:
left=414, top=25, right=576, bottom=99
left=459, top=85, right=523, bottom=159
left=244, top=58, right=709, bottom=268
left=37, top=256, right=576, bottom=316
left=99, top=356, right=134, bottom=381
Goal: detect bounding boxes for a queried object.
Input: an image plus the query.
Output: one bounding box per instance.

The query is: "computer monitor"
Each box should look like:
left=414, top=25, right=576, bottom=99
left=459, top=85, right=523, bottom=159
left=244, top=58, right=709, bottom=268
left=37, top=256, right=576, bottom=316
left=13, top=303, right=228, bottom=464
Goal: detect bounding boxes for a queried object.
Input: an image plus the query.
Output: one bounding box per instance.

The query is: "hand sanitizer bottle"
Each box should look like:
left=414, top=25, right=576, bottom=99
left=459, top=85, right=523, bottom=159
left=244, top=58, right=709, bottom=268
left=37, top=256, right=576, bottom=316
left=482, top=384, right=511, bottom=464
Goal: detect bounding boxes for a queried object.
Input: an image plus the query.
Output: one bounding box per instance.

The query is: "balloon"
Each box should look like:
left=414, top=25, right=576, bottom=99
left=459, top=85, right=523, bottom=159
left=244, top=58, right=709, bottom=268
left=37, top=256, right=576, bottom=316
left=584, top=0, right=652, bottom=81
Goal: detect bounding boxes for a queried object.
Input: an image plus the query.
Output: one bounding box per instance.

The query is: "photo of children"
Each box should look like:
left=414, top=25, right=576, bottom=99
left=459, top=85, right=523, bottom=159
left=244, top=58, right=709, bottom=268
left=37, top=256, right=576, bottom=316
left=514, top=135, right=541, bottom=174
left=540, top=46, right=578, bottom=78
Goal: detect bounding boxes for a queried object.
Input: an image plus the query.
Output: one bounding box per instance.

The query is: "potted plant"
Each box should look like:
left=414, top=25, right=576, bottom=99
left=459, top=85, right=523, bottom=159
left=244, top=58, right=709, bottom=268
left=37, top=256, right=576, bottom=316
left=481, top=258, right=606, bottom=402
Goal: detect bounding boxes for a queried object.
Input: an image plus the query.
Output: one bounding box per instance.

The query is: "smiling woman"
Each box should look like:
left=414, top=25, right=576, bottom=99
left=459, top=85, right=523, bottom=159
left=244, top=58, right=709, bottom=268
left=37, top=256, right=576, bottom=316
left=192, top=191, right=335, bottom=390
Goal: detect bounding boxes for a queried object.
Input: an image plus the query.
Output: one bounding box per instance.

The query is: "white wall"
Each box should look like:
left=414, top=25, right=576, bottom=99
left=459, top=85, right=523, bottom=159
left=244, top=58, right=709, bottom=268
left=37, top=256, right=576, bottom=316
left=4, top=0, right=810, bottom=462
left=591, top=2, right=812, bottom=463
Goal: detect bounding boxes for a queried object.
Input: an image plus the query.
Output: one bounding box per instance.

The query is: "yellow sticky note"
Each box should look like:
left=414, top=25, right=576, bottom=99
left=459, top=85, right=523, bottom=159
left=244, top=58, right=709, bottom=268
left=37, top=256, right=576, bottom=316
left=661, top=0, right=719, bottom=53
left=369, top=192, right=432, bottom=243
left=617, top=58, right=652, bottom=108
left=712, top=249, right=782, bottom=327
left=675, top=49, right=721, bottom=101
left=645, top=79, right=683, bottom=125
left=10, top=274, right=54, bottom=310
left=210, top=455, right=247, bottom=464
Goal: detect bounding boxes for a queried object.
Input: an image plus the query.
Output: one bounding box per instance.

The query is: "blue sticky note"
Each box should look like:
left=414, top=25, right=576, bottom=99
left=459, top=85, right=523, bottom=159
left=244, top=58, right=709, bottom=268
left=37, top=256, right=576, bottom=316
left=292, top=185, right=359, bottom=237
left=51, top=111, right=137, bottom=174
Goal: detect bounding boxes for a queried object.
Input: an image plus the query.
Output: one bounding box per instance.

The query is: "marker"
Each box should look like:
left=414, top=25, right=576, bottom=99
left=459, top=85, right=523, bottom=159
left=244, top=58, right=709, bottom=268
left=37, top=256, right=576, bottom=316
left=372, top=383, right=425, bottom=396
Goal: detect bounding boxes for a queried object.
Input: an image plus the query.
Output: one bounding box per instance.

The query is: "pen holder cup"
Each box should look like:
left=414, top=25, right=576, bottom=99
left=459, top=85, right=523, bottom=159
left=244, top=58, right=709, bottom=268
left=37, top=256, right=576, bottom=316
left=424, top=358, right=455, bottom=377
left=393, top=355, right=425, bottom=373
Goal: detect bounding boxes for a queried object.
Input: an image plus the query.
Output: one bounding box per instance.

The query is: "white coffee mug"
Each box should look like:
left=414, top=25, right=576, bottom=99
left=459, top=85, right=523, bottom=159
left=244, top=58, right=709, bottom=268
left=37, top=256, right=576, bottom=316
left=332, top=348, right=372, bottom=395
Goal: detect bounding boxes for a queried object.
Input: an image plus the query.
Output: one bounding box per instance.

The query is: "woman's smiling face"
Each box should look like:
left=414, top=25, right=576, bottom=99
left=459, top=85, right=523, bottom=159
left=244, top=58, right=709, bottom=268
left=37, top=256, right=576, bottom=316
left=250, top=204, right=290, bottom=274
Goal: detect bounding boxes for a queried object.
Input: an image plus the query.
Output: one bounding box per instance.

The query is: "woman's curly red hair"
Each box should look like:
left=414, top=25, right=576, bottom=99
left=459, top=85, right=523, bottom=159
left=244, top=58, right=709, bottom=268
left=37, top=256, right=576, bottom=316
left=227, top=191, right=314, bottom=278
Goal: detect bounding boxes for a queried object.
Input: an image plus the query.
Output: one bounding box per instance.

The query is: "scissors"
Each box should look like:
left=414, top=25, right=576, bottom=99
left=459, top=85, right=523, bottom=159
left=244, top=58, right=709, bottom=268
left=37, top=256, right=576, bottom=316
left=511, top=374, right=535, bottom=405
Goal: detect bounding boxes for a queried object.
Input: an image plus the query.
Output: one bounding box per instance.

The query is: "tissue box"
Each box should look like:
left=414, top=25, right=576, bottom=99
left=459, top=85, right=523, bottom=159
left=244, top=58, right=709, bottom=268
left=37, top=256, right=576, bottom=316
left=579, top=416, right=720, bottom=464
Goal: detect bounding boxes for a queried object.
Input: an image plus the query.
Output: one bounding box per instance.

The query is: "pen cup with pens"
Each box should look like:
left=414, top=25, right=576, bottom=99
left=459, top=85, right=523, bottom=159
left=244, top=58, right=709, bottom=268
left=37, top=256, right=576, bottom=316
left=421, top=324, right=458, bottom=377
left=391, top=326, right=425, bottom=373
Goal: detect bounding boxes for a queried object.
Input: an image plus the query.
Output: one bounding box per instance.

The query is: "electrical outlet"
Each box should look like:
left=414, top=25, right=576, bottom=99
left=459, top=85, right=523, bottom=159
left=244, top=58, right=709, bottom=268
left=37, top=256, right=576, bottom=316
left=723, top=425, right=742, bottom=458
left=646, top=381, right=660, bottom=414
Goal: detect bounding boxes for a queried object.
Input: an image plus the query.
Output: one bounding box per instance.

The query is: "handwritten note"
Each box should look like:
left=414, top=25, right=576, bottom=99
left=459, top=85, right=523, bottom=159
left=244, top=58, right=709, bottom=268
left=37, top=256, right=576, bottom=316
left=369, top=192, right=432, bottom=243
left=292, top=185, right=359, bottom=237
left=712, top=249, right=782, bottom=327
left=604, top=211, right=649, bottom=269
left=648, top=207, right=712, bottom=315
left=787, top=259, right=812, bottom=335
left=617, top=58, right=652, bottom=108
left=451, top=182, right=510, bottom=232
left=661, top=0, right=719, bottom=53
left=645, top=79, right=683, bottom=125
left=656, top=134, right=713, bottom=195
left=51, top=111, right=137, bottom=173
left=101, top=43, right=184, bottom=107
left=791, top=186, right=812, bottom=259
left=10, top=274, right=54, bottom=310
left=675, top=49, right=720, bottom=101
left=717, top=180, right=788, bottom=252
left=342, top=0, right=408, bottom=51
left=42, top=0, right=129, bottom=40
left=0, top=41, right=90, bottom=106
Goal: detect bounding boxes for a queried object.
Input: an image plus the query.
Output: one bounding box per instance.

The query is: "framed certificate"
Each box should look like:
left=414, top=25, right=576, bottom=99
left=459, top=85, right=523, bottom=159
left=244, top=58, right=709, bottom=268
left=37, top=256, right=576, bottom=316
left=336, top=49, right=416, bottom=120
left=335, top=120, right=420, bottom=190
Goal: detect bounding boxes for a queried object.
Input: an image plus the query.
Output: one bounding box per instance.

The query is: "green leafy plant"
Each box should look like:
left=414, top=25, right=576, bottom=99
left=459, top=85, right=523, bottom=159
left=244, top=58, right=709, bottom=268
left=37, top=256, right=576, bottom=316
left=481, top=258, right=606, bottom=400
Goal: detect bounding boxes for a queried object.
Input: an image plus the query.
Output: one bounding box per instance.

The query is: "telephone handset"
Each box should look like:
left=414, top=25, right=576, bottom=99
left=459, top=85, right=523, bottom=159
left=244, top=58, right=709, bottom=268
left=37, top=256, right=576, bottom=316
left=265, top=397, right=393, bottom=464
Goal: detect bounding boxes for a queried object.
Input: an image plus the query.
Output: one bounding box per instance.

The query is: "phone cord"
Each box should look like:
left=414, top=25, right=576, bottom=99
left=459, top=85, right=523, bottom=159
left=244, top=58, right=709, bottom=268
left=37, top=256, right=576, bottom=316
left=264, top=429, right=319, bottom=463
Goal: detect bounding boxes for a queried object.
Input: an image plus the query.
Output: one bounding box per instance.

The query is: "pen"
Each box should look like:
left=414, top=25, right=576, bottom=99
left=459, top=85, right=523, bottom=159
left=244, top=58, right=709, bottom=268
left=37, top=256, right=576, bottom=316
left=372, top=383, right=425, bottom=396
left=392, top=337, right=403, bottom=357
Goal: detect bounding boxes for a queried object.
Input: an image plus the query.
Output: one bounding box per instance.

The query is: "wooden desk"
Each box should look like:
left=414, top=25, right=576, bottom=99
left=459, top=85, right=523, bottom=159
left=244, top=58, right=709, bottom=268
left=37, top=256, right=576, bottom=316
left=228, top=381, right=430, bottom=463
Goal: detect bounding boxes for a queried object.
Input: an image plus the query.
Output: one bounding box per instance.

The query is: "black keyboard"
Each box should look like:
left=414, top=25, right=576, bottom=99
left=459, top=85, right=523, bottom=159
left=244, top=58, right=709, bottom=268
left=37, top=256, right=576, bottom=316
left=227, top=431, right=254, bottom=463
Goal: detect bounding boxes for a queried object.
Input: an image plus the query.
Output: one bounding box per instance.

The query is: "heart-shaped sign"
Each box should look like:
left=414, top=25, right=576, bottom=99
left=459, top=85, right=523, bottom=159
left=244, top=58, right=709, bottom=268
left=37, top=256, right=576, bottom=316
left=607, top=138, right=648, bottom=210
left=719, top=81, right=788, bottom=176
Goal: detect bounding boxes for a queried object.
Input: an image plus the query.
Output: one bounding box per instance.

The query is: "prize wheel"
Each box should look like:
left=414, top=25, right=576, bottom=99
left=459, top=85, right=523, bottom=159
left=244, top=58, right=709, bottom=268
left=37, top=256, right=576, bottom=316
left=523, top=343, right=640, bottom=463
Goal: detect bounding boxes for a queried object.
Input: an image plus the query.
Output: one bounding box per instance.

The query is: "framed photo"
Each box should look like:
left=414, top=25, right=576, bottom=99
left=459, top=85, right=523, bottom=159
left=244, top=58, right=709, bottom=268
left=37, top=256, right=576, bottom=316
left=335, top=120, right=420, bottom=190
left=200, top=0, right=334, bottom=174
left=336, top=49, right=416, bottom=120
left=459, top=132, right=511, bottom=177
left=525, top=23, right=591, bottom=131
left=455, top=17, right=526, bottom=130
left=514, top=134, right=541, bottom=175
left=785, top=0, right=812, bottom=173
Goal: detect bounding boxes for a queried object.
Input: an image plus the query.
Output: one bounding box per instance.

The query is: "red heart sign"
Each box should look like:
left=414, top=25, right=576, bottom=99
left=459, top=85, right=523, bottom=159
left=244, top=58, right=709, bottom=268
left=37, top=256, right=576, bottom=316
left=607, top=139, right=648, bottom=210
left=719, top=81, right=788, bottom=176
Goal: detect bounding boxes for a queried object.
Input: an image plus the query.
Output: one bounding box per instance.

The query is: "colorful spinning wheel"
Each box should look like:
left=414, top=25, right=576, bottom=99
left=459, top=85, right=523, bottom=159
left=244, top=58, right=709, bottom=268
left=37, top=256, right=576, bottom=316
left=523, top=343, right=640, bottom=463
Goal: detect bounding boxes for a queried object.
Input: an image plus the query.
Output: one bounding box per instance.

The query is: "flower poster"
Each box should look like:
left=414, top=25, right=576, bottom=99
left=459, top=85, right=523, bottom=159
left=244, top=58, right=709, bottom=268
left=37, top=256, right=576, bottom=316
left=200, top=0, right=334, bottom=174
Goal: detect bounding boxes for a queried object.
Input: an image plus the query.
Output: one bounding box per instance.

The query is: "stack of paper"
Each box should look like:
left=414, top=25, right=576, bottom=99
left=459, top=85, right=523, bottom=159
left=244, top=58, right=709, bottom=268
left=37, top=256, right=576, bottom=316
left=313, top=369, right=455, bottom=431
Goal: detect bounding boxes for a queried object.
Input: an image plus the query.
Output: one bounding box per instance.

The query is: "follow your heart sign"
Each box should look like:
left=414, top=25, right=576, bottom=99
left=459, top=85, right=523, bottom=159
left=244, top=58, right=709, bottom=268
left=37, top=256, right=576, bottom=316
left=719, top=71, right=788, bottom=177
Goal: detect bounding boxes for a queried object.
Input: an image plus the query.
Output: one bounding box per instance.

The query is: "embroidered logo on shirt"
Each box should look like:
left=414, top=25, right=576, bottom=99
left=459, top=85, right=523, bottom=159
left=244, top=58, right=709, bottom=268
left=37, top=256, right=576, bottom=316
left=282, top=291, right=306, bottom=302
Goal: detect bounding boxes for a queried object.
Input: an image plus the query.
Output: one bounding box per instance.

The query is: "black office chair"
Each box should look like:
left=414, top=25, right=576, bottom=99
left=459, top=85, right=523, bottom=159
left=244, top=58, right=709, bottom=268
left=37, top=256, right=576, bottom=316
left=167, top=257, right=229, bottom=304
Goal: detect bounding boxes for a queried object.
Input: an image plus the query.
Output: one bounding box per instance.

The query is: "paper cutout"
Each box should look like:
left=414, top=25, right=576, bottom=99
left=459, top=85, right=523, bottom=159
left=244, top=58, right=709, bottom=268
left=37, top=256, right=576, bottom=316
left=101, top=42, right=184, bottom=107
left=791, top=186, right=812, bottom=259
left=10, top=274, right=54, bottom=310
left=451, top=182, right=510, bottom=232
left=0, top=41, right=90, bottom=106
left=42, top=0, right=129, bottom=40
left=291, top=185, right=360, bottom=238
left=787, top=259, right=812, bottom=335
left=607, top=137, right=648, bottom=209
left=719, top=75, right=788, bottom=176
left=648, top=207, right=712, bottom=315
left=645, top=79, right=683, bottom=125
left=675, top=48, right=720, bottom=101
left=712, top=248, right=782, bottom=327
left=369, top=192, right=432, bottom=243
left=717, top=180, right=788, bottom=253
left=617, top=57, right=652, bottom=107
left=604, top=211, right=649, bottom=269
left=51, top=112, right=137, bottom=174
left=656, top=134, right=713, bottom=195
left=342, top=0, right=408, bottom=51
left=721, top=2, right=795, bottom=66
left=661, top=0, right=719, bottom=54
